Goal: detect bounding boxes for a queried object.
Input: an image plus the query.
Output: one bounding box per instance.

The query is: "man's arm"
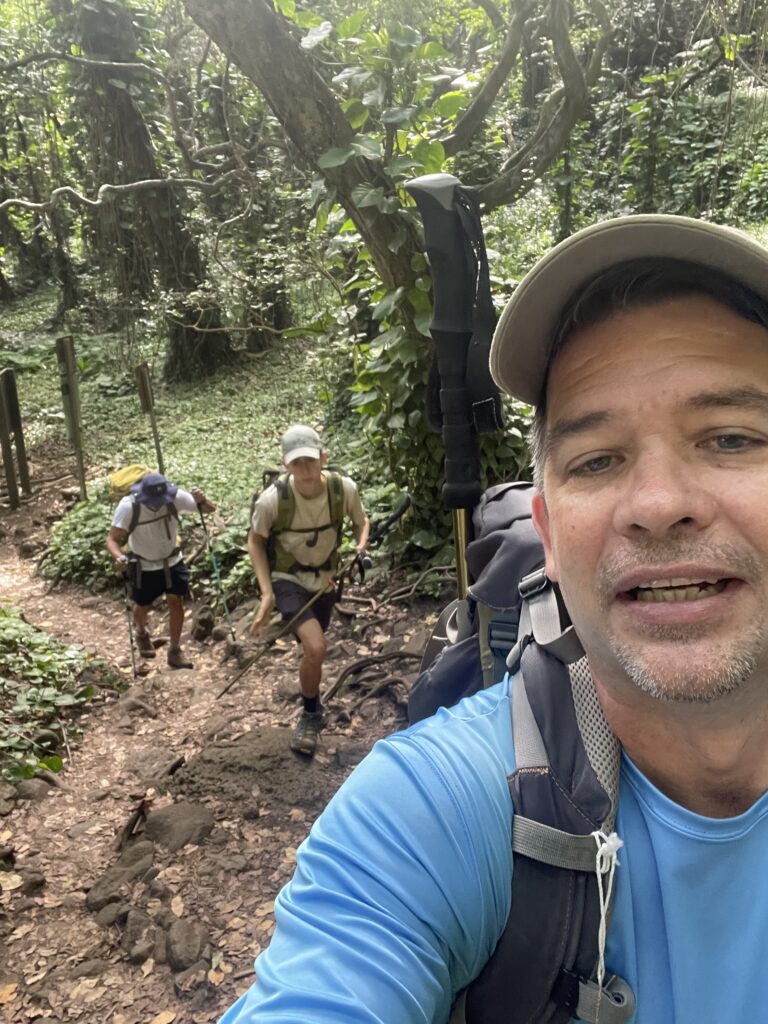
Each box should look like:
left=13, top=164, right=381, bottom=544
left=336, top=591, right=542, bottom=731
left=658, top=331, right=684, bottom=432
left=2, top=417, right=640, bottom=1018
left=190, top=487, right=215, bottom=514
left=106, top=526, right=129, bottom=566
left=247, top=531, right=275, bottom=633
left=353, top=513, right=370, bottom=554
left=344, top=479, right=370, bottom=554
left=218, top=707, right=515, bottom=1023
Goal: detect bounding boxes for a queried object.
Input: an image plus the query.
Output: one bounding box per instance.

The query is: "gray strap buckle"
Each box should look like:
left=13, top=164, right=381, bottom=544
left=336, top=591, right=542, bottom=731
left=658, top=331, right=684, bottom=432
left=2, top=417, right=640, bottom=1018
left=577, top=974, right=635, bottom=1024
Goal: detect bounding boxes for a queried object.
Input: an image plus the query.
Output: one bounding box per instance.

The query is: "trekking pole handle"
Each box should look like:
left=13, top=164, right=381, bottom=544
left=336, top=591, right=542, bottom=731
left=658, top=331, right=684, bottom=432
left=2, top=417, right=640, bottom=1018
left=406, top=174, right=482, bottom=513
left=406, top=174, right=475, bottom=333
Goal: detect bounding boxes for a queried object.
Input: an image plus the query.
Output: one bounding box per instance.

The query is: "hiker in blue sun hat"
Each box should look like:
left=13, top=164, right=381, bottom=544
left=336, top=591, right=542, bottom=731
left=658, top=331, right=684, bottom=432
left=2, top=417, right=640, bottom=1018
left=220, top=215, right=768, bottom=1024
left=106, top=472, right=215, bottom=669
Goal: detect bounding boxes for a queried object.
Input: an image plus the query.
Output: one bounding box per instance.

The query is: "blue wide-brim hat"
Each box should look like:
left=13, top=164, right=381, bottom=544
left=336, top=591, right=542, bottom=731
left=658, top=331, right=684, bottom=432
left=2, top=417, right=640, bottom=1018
left=131, top=472, right=178, bottom=505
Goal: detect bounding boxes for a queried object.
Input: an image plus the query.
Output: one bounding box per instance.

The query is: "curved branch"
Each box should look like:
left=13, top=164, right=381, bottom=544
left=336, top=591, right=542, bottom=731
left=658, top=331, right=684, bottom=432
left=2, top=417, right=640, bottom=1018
left=0, top=171, right=243, bottom=215
left=478, top=0, right=614, bottom=212
left=0, top=50, right=165, bottom=82
left=443, top=0, right=536, bottom=157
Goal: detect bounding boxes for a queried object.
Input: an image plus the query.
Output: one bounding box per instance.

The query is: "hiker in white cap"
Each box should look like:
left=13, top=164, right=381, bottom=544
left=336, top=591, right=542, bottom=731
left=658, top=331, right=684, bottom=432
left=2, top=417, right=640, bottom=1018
left=221, top=216, right=768, bottom=1023
left=248, top=425, right=369, bottom=754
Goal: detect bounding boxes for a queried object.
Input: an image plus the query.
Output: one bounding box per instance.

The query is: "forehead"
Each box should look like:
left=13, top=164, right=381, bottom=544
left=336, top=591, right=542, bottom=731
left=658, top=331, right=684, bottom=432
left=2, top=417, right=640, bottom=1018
left=544, top=294, right=768, bottom=420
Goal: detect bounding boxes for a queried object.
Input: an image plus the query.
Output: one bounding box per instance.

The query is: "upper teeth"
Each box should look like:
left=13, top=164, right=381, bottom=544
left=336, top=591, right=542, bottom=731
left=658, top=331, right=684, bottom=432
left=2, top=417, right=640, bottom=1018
left=642, top=577, right=719, bottom=588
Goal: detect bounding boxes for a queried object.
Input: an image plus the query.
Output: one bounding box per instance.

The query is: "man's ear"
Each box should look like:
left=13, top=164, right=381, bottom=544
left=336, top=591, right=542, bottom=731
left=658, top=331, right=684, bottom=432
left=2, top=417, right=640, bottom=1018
left=531, top=491, right=559, bottom=582
left=319, top=451, right=329, bottom=467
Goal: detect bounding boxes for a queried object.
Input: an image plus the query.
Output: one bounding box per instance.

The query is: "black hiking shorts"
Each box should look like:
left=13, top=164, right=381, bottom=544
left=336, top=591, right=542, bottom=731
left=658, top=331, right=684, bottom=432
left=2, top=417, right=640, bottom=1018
left=130, top=560, right=190, bottom=607
left=273, top=578, right=336, bottom=633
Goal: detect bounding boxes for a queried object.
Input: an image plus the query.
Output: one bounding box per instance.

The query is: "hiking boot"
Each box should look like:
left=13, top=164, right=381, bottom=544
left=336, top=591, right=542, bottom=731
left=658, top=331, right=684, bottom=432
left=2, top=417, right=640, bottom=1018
left=167, top=646, right=193, bottom=670
left=290, top=710, right=324, bottom=755
left=136, top=630, right=156, bottom=659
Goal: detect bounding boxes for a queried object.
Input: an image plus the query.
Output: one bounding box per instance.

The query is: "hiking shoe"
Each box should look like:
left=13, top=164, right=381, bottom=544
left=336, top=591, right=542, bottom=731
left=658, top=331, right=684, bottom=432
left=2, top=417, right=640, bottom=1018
left=290, top=710, right=324, bottom=755
left=136, top=631, right=156, bottom=659
left=167, top=646, right=193, bottom=670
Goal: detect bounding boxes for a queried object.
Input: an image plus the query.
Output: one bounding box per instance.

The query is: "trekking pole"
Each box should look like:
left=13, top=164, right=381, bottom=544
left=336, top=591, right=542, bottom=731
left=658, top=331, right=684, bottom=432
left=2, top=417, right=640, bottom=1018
left=216, top=494, right=411, bottom=700
left=197, top=505, right=236, bottom=640
left=121, top=572, right=138, bottom=680
left=405, top=174, right=503, bottom=599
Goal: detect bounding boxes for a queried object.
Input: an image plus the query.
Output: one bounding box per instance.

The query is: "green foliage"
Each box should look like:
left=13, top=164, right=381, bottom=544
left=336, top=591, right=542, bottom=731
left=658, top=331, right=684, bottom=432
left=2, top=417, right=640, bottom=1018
left=0, top=602, right=117, bottom=781
left=38, top=487, right=114, bottom=589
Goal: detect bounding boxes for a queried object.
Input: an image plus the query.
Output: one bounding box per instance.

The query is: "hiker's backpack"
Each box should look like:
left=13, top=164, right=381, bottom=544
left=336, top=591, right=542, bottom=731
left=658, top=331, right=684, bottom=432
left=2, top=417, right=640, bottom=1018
left=108, top=465, right=180, bottom=558
left=108, top=464, right=153, bottom=502
left=249, top=468, right=347, bottom=575
left=410, top=482, right=635, bottom=1024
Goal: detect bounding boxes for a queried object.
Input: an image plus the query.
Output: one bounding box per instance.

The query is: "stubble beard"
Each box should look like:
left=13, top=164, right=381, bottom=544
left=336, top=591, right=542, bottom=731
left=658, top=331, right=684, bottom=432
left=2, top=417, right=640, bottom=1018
left=595, top=541, right=767, bottom=704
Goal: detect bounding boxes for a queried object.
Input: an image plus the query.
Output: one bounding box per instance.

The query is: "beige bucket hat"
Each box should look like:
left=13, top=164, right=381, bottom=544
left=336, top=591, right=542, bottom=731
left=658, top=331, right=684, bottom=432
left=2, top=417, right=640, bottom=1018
left=489, top=214, right=768, bottom=406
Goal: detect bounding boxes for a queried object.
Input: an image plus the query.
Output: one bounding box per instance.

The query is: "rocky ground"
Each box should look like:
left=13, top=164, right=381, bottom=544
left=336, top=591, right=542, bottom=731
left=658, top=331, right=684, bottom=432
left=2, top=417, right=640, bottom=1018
left=0, top=462, right=440, bottom=1024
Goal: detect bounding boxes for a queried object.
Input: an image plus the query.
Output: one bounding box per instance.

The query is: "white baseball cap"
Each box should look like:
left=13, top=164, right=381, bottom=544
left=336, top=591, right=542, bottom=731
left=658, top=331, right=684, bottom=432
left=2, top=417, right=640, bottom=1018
left=281, top=424, right=323, bottom=463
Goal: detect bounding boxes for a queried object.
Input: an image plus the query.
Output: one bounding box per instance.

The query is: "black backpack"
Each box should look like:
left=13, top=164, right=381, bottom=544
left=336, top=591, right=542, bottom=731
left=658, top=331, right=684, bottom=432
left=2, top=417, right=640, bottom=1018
left=409, top=483, right=634, bottom=1024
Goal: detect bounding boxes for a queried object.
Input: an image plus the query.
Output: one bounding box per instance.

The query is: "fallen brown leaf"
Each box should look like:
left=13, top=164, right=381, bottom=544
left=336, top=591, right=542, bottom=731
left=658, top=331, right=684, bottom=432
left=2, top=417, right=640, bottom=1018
left=0, top=983, right=18, bottom=1004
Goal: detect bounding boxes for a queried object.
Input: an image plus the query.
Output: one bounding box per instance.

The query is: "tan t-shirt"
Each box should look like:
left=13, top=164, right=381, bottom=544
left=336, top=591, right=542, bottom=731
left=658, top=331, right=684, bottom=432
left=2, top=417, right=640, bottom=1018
left=251, top=473, right=366, bottom=592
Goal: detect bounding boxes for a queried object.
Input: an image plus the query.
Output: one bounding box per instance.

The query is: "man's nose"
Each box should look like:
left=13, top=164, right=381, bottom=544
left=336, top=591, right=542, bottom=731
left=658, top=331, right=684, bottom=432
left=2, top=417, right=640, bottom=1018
left=613, top=448, right=716, bottom=538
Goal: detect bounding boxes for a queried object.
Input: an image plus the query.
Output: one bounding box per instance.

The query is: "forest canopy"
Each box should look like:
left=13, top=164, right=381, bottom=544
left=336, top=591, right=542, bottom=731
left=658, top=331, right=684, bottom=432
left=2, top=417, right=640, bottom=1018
left=2, top=0, right=768, bottom=513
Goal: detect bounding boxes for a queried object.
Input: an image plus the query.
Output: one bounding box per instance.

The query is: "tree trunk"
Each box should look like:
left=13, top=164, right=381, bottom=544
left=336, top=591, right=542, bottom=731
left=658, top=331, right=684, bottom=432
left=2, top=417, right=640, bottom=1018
left=78, top=0, right=234, bottom=380
left=0, top=263, right=15, bottom=302
left=183, top=0, right=422, bottom=295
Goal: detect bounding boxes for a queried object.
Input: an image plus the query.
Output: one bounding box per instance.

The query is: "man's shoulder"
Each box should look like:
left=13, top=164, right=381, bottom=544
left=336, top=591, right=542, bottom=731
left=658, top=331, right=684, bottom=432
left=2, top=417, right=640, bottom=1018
left=173, top=488, right=197, bottom=512
left=384, top=679, right=516, bottom=780
left=111, top=495, right=134, bottom=525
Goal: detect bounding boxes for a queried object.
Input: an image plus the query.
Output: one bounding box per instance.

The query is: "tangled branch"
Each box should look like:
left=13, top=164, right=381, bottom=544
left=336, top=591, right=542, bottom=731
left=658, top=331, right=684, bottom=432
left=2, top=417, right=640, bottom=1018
left=0, top=171, right=243, bottom=215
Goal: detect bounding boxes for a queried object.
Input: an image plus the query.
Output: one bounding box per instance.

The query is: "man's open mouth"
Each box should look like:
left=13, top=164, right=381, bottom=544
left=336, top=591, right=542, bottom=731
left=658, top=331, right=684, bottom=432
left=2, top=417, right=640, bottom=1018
left=628, top=577, right=730, bottom=603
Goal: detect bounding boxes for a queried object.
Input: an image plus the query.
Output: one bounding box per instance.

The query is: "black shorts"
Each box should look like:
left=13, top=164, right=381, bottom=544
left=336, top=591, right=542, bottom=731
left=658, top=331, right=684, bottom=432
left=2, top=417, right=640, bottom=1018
left=131, top=560, right=190, bottom=607
left=273, top=578, right=337, bottom=633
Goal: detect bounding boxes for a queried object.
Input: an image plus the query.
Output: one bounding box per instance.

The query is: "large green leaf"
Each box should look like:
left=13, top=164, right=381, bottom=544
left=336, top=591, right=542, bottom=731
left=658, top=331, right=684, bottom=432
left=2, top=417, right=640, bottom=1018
left=413, top=139, right=445, bottom=173
left=434, top=90, right=466, bottom=117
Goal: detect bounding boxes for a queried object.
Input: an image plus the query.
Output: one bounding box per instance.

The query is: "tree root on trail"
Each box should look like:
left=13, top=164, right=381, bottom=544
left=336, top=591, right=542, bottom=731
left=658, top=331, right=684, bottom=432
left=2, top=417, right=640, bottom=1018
left=325, top=651, right=421, bottom=703
left=346, top=676, right=409, bottom=716
left=382, top=565, right=454, bottom=602
left=336, top=594, right=378, bottom=612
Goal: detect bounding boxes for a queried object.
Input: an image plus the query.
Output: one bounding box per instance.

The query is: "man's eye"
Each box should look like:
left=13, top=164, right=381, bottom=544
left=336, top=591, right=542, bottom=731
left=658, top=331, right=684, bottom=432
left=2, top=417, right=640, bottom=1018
left=570, top=454, right=616, bottom=476
left=707, top=433, right=765, bottom=452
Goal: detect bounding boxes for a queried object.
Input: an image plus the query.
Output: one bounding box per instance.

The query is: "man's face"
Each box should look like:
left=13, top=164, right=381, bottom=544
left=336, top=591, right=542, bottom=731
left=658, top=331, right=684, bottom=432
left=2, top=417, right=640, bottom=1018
left=284, top=453, right=326, bottom=497
left=532, top=294, right=768, bottom=705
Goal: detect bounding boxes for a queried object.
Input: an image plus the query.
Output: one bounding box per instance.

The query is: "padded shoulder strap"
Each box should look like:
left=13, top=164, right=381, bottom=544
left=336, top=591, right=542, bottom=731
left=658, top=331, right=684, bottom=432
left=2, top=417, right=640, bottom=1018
left=464, top=646, right=631, bottom=1024
left=127, top=497, right=142, bottom=537
left=325, top=470, right=345, bottom=529
left=272, top=474, right=294, bottom=533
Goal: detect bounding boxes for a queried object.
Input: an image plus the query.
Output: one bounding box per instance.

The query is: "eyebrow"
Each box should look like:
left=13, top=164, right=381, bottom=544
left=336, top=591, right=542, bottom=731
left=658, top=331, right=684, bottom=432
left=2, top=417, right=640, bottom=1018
left=544, top=387, right=768, bottom=462
left=685, top=386, right=768, bottom=413
left=544, top=411, right=612, bottom=461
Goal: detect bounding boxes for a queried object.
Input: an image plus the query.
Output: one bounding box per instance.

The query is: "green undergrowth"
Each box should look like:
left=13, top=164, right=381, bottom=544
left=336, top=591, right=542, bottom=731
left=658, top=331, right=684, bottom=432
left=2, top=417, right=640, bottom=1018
left=0, top=602, right=120, bottom=781
left=3, top=291, right=408, bottom=605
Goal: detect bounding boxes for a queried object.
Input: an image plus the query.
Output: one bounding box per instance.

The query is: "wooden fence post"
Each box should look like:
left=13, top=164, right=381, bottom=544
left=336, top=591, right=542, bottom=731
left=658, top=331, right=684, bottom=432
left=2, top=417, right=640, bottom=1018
left=0, top=379, right=19, bottom=510
left=0, top=369, right=31, bottom=496
left=55, top=336, right=87, bottom=501
left=134, top=362, right=164, bottom=475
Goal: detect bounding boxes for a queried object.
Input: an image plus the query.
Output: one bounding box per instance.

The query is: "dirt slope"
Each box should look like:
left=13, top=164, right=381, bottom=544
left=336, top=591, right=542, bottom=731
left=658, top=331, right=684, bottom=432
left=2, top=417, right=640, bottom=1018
left=0, top=472, right=436, bottom=1024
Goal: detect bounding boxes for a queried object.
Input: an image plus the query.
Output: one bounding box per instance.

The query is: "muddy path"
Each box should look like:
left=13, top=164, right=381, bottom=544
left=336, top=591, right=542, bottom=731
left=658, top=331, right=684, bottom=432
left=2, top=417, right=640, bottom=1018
left=0, top=469, right=437, bottom=1024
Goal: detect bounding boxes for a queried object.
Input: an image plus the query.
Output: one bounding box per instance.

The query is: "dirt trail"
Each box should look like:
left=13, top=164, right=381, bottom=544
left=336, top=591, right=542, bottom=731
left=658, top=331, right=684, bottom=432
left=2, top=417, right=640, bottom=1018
left=0, top=493, right=432, bottom=1024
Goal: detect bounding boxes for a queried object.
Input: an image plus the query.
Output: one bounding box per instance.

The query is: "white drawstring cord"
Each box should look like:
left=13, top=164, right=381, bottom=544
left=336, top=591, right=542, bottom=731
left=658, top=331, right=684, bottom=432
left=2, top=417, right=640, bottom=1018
left=591, top=829, right=624, bottom=1024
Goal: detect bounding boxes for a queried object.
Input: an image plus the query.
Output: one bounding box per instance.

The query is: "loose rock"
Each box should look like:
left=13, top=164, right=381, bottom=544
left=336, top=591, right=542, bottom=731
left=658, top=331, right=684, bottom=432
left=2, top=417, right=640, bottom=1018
left=143, top=801, right=214, bottom=853
left=167, top=919, right=210, bottom=972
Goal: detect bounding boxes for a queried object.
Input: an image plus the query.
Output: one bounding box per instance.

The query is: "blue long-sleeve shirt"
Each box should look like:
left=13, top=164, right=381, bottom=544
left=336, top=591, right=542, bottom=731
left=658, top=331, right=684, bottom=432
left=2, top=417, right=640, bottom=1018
left=220, top=677, right=768, bottom=1023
